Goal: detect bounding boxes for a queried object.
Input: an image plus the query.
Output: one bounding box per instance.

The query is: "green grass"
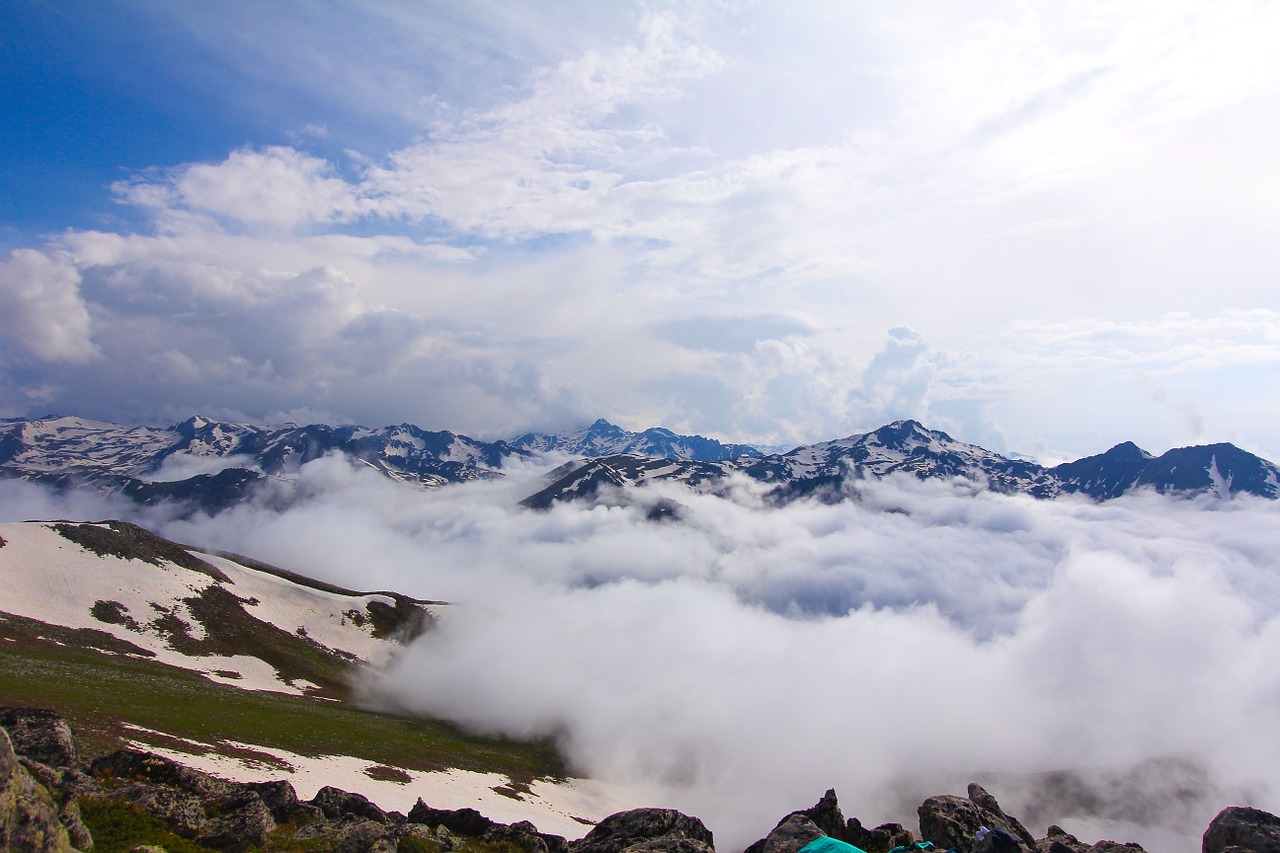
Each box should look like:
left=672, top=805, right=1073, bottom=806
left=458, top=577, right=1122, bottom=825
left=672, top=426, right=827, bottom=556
left=0, top=613, right=567, bottom=785
left=79, top=798, right=210, bottom=853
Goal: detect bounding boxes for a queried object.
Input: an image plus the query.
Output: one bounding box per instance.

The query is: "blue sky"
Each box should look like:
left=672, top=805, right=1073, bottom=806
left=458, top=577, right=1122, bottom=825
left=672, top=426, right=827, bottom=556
left=2, top=0, right=1279, bottom=462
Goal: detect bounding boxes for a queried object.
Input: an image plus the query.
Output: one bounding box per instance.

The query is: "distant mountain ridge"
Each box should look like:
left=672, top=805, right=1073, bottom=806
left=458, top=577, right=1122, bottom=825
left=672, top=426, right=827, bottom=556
left=2, top=415, right=1277, bottom=513
left=511, top=418, right=763, bottom=462
left=522, top=420, right=1280, bottom=508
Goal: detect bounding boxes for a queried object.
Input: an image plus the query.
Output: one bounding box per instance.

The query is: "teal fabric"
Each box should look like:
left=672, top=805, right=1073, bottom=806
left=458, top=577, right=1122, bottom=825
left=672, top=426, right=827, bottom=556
left=798, top=837, right=870, bottom=853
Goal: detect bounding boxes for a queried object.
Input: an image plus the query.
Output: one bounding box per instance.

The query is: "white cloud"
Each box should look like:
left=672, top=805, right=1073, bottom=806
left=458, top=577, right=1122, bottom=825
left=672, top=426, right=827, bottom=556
left=116, top=147, right=366, bottom=230
left=9, top=456, right=1276, bottom=853
left=0, top=249, right=100, bottom=364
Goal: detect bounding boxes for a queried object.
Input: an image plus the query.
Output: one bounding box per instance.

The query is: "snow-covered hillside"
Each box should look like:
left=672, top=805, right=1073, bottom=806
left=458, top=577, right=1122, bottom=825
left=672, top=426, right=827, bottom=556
left=0, top=520, right=435, bottom=696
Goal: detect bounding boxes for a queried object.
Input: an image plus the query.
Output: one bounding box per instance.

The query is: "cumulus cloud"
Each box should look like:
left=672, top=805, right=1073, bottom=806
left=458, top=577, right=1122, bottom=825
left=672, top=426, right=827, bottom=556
left=4, top=2, right=1280, bottom=458
left=116, top=147, right=367, bottom=230
left=0, top=249, right=100, bottom=363
left=11, top=456, right=1275, bottom=853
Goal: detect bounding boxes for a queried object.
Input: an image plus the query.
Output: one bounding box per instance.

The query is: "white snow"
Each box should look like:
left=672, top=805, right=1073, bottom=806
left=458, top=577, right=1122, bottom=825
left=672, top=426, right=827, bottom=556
left=0, top=521, right=424, bottom=694
left=1207, top=455, right=1233, bottom=498
left=194, top=551, right=420, bottom=666
left=121, top=726, right=631, bottom=838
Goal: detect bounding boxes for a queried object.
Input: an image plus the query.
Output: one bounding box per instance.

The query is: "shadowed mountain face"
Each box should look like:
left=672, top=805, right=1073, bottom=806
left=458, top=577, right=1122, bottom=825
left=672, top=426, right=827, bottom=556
left=2, top=416, right=1277, bottom=515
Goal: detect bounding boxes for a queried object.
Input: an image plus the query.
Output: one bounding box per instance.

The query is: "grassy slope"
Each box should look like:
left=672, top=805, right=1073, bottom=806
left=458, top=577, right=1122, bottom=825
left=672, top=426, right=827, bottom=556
left=0, top=612, right=566, bottom=786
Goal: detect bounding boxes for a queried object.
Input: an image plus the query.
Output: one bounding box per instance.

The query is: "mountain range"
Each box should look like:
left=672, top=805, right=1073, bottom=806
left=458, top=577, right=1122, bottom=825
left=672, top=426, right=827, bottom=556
left=1, top=414, right=1277, bottom=515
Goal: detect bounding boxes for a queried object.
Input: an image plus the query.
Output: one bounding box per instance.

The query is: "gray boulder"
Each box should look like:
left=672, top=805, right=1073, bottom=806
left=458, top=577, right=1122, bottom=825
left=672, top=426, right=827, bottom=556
left=0, top=708, right=79, bottom=769
left=918, top=784, right=1035, bottom=852
left=243, top=778, right=320, bottom=823
left=90, top=748, right=235, bottom=801
left=846, top=819, right=915, bottom=853
left=745, top=790, right=913, bottom=853
left=0, top=728, right=74, bottom=852
left=408, top=801, right=498, bottom=836
left=571, top=807, right=715, bottom=853
left=754, top=814, right=828, bottom=853
left=195, top=795, right=276, bottom=852
left=1204, top=806, right=1280, bottom=853
left=1036, top=825, right=1087, bottom=853
left=310, top=784, right=387, bottom=823
left=485, top=819, right=553, bottom=853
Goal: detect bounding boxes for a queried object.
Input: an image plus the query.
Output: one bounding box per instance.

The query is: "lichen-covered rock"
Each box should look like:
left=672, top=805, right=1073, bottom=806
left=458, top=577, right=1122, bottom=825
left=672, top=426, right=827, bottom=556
left=485, top=820, right=553, bottom=853
left=1036, top=825, right=1087, bottom=853
left=1204, top=807, right=1280, bottom=853
left=408, top=801, right=498, bottom=836
left=0, top=729, right=74, bottom=852
left=0, top=708, right=79, bottom=769
left=328, top=818, right=397, bottom=853
left=242, top=778, right=305, bottom=823
left=752, top=813, right=827, bottom=853
left=109, top=781, right=209, bottom=839
left=570, top=807, right=715, bottom=853
left=845, top=819, right=914, bottom=853
left=196, top=794, right=276, bottom=852
left=918, top=784, right=1035, bottom=852
left=90, top=749, right=234, bottom=801
left=310, top=784, right=387, bottom=823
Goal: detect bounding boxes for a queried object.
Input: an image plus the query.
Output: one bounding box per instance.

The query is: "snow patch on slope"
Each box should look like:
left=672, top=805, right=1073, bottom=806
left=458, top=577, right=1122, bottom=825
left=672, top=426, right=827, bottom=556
left=123, top=726, right=632, bottom=839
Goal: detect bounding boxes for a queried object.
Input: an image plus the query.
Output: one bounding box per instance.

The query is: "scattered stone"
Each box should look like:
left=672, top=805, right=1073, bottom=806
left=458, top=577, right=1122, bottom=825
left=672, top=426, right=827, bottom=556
left=1204, top=806, right=1280, bottom=853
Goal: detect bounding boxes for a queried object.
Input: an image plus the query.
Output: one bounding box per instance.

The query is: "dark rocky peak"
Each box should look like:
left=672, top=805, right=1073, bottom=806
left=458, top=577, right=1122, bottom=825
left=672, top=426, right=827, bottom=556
left=520, top=459, right=630, bottom=510
left=588, top=418, right=626, bottom=435
left=866, top=419, right=945, bottom=447
left=1050, top=442, right=1154, bottom=500
left=1139, top=442, right=1280, bottom=498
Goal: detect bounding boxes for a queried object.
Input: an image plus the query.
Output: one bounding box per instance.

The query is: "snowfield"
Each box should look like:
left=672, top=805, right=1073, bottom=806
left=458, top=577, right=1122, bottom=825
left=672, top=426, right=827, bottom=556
left=0, top=521, right=433, bottom=694
left=122, top=725, right=629, bottom=839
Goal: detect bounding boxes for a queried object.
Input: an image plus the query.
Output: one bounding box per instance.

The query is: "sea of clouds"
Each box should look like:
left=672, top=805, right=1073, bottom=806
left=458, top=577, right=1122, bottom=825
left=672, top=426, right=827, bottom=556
left=3, top=455, right=1279, bottom=852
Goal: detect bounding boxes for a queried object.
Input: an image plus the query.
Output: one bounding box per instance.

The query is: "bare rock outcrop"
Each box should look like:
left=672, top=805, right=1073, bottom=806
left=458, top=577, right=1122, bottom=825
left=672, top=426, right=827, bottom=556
left=570, top=807, right=715, bottom=853
left=0, top=728, right=74, bottom=853
left=1204, top=806, right=1280, bottom=853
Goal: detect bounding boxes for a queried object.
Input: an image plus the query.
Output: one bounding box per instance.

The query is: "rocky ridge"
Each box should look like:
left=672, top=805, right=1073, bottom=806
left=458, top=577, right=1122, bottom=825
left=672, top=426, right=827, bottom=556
left=522, top=420, right=1280, bottom=508
left=3, top=709, right=1277, bottom=853
left=4, top=415, right=1278, bottom=517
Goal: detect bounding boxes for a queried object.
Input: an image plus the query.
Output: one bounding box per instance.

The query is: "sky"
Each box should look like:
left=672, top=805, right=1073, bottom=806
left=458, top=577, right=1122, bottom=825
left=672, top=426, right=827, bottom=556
left=3, top=0, right=1280, bottom=463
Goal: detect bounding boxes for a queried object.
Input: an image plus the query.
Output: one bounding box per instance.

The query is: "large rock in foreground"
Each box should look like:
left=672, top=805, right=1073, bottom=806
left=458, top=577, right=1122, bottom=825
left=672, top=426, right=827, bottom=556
left=1204, top=806, right=1280, bottom=853
left=919, top=783, right=1037, bottom=851
left=0, top=728, right=73, bottom=853
left=570, top=807, right=715, bottom=853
